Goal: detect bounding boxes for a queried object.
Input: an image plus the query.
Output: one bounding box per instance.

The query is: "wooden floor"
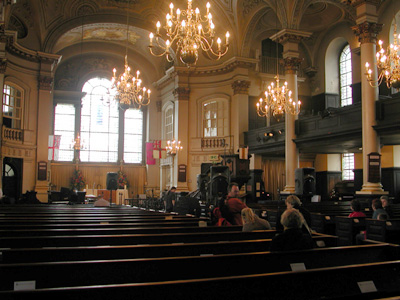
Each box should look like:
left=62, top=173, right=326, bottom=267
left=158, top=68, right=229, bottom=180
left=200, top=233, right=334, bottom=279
left=0, top=203, right=400, bottom=299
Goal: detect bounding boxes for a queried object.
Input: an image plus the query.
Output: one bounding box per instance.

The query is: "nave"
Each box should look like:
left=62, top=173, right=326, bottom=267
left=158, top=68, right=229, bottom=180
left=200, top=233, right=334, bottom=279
left=0, top=204, right=400, bottom=299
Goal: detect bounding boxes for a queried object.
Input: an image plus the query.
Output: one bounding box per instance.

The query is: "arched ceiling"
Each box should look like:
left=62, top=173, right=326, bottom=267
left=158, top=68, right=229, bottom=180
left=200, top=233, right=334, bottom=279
left=5, top=0, right=373, bottom=78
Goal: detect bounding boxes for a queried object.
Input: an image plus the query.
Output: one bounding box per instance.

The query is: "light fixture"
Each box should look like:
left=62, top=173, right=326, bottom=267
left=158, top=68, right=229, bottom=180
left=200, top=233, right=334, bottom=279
left=365, top=23, right=400, bottom=88
left=110, top=0, right=151, bottom=109
left=166, top=140, right=183, bottom=156
left=72, top=133, right=85, bottom=151
left=148, top=0, right=230, bottom=67
left=256, top=0, right=300, bottom=120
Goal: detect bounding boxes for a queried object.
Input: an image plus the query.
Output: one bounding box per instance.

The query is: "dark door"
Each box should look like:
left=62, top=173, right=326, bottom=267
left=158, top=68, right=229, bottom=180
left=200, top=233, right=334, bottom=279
left=3, top=157, right=22, bottom=201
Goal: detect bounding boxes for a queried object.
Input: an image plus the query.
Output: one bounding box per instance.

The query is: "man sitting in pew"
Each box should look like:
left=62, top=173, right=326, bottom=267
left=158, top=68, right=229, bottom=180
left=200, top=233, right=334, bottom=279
left=270, top=208, right=314, bottom=252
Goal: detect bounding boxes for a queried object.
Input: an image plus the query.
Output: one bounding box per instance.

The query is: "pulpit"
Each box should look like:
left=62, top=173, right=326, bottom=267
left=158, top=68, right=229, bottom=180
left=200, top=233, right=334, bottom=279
left=221, top=154, right=251, bottom=188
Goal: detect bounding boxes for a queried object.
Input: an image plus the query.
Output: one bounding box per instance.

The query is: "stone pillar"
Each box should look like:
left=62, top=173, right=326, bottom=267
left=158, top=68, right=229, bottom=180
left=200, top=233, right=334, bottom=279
left=273, top=29, right=311, bottom=194
left=352, top=0, right=386, bottom=195
left=172, top=87, right=189, bottom=191
left=231, top=80, right=250, bottom=152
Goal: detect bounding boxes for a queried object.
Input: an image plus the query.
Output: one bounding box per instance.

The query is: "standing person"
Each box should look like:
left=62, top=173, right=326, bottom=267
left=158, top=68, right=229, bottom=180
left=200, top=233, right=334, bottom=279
left=380, top=195, right=393, bottom=219
left=241, top=208, right=271, bottom=231
left=225, top=182, right=248, bottom=225
left=164, top=186, right=176, bottom=213
left=348, top=199, right=366, bottom=218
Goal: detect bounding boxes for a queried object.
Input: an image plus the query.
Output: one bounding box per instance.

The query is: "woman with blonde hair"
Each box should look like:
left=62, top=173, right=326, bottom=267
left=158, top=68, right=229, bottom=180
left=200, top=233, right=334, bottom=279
left=241, top=208, right=271, bottom=232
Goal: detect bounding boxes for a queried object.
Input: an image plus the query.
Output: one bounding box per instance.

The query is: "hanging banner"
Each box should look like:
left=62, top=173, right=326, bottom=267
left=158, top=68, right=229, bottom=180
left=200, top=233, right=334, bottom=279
left=48, top=135, right=61, bottom=161
left=146, top=142, right=156, bottom=165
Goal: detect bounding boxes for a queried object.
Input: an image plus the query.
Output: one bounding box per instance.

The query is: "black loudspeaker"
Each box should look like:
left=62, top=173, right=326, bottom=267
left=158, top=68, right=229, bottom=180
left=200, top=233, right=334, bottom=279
left=295, top=168, right=316, bottom=195
left=106, top=172, right=118, bottom=190
left=209, top=165, right=230, bottom=199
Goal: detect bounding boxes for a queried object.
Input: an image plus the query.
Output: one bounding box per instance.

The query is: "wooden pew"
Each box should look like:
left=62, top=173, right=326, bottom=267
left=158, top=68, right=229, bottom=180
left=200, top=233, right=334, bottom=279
left=0, top=230, right=280, bottom=248
left=0, top=234, right=337, bottom=264
left=335, top=215, right=366, bottom=246
left=0, top=244, right=398, bottom=294
left=366, top=218, right=400, bottom=244
left=0, top=225, right=243, bottom=237
left=2, top=261, right=400, bottom=300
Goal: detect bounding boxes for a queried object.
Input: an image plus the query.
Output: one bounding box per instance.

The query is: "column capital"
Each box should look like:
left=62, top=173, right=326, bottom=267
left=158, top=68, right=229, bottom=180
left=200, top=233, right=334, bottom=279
left=352, top=21, right=382, bottom=44
left=173, top=87, right=190, bottom=101
left=231, top=80, right=250, bottom=95
left=283, top=57, right=303, bottom=74
left=38, top=75, right=53, bottom=91
left=0, top=57, right=6, bottom=74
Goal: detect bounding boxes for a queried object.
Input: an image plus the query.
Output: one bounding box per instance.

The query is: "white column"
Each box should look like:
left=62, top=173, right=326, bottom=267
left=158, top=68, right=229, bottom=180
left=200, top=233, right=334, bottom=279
left=231, top=80, right=250, bottom=152
left=352, top=9, right=387, bottom=194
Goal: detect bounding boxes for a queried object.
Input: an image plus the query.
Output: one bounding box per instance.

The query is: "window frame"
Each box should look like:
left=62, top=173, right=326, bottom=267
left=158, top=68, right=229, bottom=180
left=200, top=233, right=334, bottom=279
left=339, top=44, right=353, bottom=107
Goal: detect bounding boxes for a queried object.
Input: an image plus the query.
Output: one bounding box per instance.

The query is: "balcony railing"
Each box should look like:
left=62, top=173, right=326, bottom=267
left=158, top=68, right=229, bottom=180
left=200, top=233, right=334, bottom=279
left=2, top=126, right=23, bottom=143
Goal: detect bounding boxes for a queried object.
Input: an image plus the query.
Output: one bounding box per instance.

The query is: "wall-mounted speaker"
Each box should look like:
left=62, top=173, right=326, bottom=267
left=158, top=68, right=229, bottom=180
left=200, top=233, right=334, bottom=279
left=106, top=172, right=118, bottom=190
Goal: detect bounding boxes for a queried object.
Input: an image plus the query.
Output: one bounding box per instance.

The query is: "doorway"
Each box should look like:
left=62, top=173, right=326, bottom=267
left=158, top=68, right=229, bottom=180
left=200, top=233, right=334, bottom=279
left=2, top=157, right=23, bottom=201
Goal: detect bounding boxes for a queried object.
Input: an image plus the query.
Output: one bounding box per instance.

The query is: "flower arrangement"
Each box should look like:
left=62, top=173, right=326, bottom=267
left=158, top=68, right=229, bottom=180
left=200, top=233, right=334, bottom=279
left=117, top=170, right=129, bottom=189
left=70, top=169, right=86, bottom=191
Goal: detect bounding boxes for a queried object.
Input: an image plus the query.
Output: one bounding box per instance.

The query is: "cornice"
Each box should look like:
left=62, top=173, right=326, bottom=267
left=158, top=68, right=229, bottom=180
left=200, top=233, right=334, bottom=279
left=154, top=57, right=258, bottom=89
left=3, top=30, right=61, bottom=64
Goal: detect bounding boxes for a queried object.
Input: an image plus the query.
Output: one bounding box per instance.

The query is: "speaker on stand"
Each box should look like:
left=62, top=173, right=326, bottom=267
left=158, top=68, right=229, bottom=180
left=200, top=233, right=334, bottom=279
left=295, top=168, right=316, bottom=200
left=106, top=172, right=118, bottom=207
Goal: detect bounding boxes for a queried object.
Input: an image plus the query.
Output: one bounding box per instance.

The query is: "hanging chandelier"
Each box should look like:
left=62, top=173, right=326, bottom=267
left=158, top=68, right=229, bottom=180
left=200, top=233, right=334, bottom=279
left=148, top=0, right=230, bottom=67
left=166, top=140, right=183, bottom=156
left=256, top=75, right=300, bottom=119
left=71, top=133, right=85, bottom=151
left=365, top=24, right=400, bottom=89
left=110, top=1, right=151, bottom=109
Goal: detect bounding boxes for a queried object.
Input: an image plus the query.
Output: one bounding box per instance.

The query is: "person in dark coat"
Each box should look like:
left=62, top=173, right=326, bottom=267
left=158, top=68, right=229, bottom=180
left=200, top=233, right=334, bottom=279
left=164, top=186, right=176, bottom=213
left=270, top=208, right=314, bottom=252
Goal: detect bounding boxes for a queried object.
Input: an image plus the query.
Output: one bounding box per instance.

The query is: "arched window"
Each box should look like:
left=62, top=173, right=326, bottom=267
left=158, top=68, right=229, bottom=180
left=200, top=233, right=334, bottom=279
left=339, top=45, right=352, bottom=106
left=202, top=99, right=229, bottom=137
left=3, top=84, right=23, bottom=129
left=54, top=104, right=75, bottom=161
left=80, top=78, right=119, bottom=162
left=342, top=153, right=354, bottom=180
left=164, top=106, right=174, bottom=141
left=53, top=77, right=144, bottom=164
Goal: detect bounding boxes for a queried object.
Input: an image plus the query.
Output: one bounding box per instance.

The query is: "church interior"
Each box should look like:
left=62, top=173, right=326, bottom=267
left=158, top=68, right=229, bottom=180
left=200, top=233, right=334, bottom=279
left=2, top=0, right=400, bottom=298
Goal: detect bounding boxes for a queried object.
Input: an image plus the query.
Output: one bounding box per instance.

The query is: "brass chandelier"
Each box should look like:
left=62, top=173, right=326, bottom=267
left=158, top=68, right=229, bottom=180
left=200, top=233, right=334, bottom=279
left=365, top=23, right=400, bottom=89
left=256, top=0, right=300, bottom=120
left=166, top=140, right=183, bottom=156
left=110, top=1, right=151, bottom=109
left=256, top=75, right=300, bottom=119
left=148, top=0, right=230, bottom=67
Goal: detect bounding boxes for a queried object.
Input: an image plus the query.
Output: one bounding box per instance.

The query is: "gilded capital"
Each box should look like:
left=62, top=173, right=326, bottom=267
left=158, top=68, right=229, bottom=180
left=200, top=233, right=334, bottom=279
left=231, top=80, right=250, bottom=95
left=0, top=58, right=7, bottom=74
left=283, top=57, right=303, bottom=74
left=38, top=75, right=53, bottom=91
left=173, top=87, right=190, bottom=101
left=352, top=21, right=382, bottom=44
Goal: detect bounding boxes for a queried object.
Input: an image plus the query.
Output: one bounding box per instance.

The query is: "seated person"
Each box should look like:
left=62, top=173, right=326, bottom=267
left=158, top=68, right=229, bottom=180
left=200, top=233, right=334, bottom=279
left=380, top=195, right=393, bottom=219
left=270, top=208, right=314, bottom=252
left=371, top=198, right=388, bottom=219
left=348, top=199, right=366, bottom=218
left=93, top=197, right=110, bottom=207
left=285, top=195, right=312, bottom=231
left=241, top=208, right=271, bottom=232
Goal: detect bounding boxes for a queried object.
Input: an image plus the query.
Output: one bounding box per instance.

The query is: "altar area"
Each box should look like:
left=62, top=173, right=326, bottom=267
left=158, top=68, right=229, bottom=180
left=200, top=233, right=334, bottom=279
left=85, top=189, right=129, bottom=205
